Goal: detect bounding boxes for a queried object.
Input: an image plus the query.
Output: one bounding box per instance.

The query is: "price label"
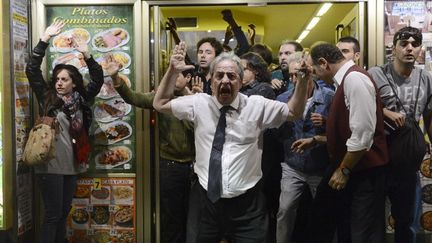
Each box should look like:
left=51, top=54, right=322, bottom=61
left=109, top=205, right=116, bottom=212
left=86, top=205, right=94, bottom=212
left=93, top=178, right=101, bottom=190
left=87, top=229, right=94, bottom=235
left=110, top=229, right=118, bottom=236
left=124, top=164, right=131, bottom=170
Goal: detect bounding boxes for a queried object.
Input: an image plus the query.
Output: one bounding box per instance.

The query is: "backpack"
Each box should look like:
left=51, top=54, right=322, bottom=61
left=381, top=67, right=427, bottom=172
left=23, top=116, right=58, bottom=166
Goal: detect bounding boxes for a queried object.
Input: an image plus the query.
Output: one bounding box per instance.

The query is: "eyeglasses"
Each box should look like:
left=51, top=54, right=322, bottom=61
left=213, top=71, right=238, bottom=81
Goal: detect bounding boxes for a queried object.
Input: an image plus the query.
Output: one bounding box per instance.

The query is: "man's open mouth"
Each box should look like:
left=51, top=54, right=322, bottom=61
left=219, top=86, right=231, bottom=95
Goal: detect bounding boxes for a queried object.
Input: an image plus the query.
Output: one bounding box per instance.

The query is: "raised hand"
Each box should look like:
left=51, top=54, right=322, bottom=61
left=170, top=42, right=195, bottom=73
left=223, top=26, right=234, bottom=45
left=104, top=53, right=123, bottom=85
left=72, top=37, right=90, bottom=59
left=166, top=17, right=177, bottom=31
left=248, top=24, right=256, bottom=45
left=42, top=20, right=66, bottom=42
left=221, top=9, right=234, bottom=23
left=191, top=76, right=204, bottom=94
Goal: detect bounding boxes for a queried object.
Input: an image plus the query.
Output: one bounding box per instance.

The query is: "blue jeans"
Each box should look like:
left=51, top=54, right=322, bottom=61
left=36, top=174, right=77, bottom=243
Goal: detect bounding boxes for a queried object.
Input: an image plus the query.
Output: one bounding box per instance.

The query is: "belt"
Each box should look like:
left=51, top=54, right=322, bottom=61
left=160, top=158, right=193, bottom=166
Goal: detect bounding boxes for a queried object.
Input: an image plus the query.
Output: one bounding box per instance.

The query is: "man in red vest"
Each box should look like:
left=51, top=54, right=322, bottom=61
left=304, top=42, right=388, bottom=243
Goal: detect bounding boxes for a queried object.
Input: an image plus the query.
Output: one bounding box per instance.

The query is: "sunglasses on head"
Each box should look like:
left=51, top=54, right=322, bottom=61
left=395, top=32, right=422, bottom=47
left=214, top=71, right=238, bottom=81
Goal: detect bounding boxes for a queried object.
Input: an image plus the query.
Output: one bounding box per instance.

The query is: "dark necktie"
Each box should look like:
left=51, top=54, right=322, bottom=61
left=207, top=106, right=230, bottom=203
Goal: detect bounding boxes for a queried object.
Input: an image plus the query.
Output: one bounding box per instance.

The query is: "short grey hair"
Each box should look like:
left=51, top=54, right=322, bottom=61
left=209, top=51, right=244, bottom=81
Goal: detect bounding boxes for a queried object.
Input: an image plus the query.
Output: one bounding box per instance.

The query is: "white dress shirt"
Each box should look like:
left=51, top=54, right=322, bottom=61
left=171, top=93, right=290, bottom=198
left=333, top=60, right=377, bottom=152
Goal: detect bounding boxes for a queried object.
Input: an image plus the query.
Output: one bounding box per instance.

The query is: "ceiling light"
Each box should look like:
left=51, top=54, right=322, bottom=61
left=296, top=39, right=303, bottom=43
left=207, top=30, right=212, bottom=33
left=298, top=30, right=310, bottom=40
left=316, top=3, right=332, bottom=16
left=306, top=17, right=320, bottom=30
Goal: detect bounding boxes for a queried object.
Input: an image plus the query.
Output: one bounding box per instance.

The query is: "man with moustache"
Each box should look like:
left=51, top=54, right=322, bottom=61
left=196, top=37, right=223, bottom=94
left=153, top=42, right=309, bottom=242
left=271, top=40, right=303, bottom=96
left=305, top=43, right=388, bottom=243
left=369, top=26, right=432, bottom=243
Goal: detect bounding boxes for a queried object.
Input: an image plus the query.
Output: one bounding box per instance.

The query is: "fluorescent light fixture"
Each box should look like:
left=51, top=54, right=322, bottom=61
left=316, top=3, right=332, bottom=17
left=306, top=17, right=320, bottom=30
left=207, top=30, right=212, bottom=33
left=296, top=39, right=303, bottom=43
left=298, top=30, right=310, bottom=40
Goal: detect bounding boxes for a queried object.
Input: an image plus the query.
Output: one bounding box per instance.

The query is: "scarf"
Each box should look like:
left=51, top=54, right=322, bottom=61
left=58, top=91, right=90, bottom=168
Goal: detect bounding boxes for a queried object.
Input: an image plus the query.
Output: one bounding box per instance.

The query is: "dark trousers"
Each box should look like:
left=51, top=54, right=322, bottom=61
left=387, top=169, right=418, bottom=243
left=187, top=180, right=268, bottom=243
left=36, top=174, right=77, bottom=243
left=306, top=165, right=386, bottom=243
left=160, top=159, right=193, bottom=243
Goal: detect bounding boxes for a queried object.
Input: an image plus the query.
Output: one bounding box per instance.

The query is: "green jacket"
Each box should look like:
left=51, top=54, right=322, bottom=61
left=115, top=81, right=195, bottom=162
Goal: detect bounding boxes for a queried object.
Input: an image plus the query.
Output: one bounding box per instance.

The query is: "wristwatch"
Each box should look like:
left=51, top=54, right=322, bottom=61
left=340, top=167, right=351, bottom=176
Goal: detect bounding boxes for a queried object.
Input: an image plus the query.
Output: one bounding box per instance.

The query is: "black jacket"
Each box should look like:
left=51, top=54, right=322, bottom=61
left=25, top=40, right=104, bottom=132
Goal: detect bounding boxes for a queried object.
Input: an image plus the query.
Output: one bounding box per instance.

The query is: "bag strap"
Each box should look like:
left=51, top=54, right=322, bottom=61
left=380, top=66, right=422, bottom=119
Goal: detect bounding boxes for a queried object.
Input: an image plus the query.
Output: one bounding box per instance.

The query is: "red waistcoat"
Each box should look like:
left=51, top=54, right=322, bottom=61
left=326, top=65, right=388, bottom=171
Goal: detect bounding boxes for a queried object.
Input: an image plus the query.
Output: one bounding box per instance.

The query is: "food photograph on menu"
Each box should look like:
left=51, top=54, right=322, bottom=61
left=67, top=178, right=136, bottom=242
left=46, top=5, right=136, bottom=173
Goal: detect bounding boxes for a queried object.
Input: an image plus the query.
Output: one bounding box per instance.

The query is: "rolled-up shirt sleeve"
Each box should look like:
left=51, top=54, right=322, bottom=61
left=343, top=72, right=376, bottom=151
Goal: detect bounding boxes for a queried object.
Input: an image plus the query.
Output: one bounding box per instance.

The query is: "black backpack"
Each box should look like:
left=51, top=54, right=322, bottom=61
left=381, top=67, right=427, bottom=172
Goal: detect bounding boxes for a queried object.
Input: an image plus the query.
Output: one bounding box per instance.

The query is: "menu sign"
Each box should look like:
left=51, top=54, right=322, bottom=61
left=11, top=0, right=32, bottom=235
left=46, top=5, right=136, bottom=173
left=67, top=177, right=136, bottom=242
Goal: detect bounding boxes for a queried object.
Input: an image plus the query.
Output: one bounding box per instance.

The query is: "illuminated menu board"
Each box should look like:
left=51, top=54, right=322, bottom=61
left=46, top=5, right=136, bottom=174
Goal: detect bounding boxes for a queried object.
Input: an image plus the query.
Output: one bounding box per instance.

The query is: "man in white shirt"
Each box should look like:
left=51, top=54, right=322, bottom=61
left=304, top=43, right=388, bottom=243
left=153, top=42, right=309, bottom=242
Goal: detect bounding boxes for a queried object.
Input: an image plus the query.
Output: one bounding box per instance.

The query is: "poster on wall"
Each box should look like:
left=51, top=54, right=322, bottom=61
left=11, top=0, right=32, bottom=235
left=383, top=1, right=432, bottom=68
left=67, top=177, right=136, bottom=242
left=45, top=5, right=136, bottom=173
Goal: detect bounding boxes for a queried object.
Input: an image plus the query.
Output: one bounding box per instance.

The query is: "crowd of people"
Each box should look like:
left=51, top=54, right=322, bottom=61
left=26, top=9, right=432, bottom=243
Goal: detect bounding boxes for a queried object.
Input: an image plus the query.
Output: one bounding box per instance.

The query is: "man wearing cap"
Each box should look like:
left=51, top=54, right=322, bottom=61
left=369, top=26, right=432, bottom=243
left=154, top=42, right=309, bottom=242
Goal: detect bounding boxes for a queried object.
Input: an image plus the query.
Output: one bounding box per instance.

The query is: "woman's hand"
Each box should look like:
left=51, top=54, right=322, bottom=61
left=41, top=20, right=65, bottom=43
